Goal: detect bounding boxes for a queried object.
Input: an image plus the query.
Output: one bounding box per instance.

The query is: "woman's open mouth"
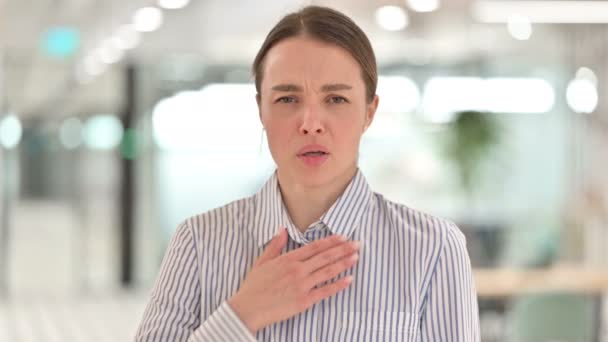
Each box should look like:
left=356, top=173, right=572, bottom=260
left=297, top=144, right=330, bottom=167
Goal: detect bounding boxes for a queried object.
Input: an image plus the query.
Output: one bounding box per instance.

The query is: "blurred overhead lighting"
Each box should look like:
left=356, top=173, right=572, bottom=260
left=84, top=115, right=124, bottom=150
left=567, top=68, right=598, bottom=114
left=133, top=7, right=164, bottom=32
left=158, top=0, right=190, bottom=10
left=0, top=114, right=22, bottom=149
left=74, top=21, right=140, bottom=84
left=376, top=76, right=420, bottom=113
left=152, top=84, right=261, bottom=151
left=83, top=54, right=105, bottom=76
left=375, top=6, right=409, bottom=31
left=576, top=67, right=598, bottom=86
left=422, top=77, right=555, bottom=123
left=42, top=27, right=81, bottom=59
left=98, top=39, right=124, bottom=64
left=507, top=15, right=532, bottom=40
left=567, top=79, right=597, bottom=114
left=473, top=1, right=608, bottom=24
left=59, top=118, right=83, bottom=149
left=406, top=0, right=440, bottom=13
left=113, top=24, right=141, bottom=50
left=483, top=78, right=555, bottom=113
left=364, top=76, right=420, bottom=138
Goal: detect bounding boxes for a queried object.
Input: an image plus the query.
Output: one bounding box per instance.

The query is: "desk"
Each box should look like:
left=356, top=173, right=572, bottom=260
left=474, top=266, right=608, bottom=297
left=474, top=266, right=608, bottom=341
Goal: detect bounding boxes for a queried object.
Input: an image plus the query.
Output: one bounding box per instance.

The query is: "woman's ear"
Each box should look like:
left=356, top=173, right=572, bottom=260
left=363, top=94, right=379, bottom=132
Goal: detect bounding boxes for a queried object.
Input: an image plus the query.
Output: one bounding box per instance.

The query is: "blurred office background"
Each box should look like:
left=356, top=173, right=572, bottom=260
left=1, top=0, right=608, bottom=341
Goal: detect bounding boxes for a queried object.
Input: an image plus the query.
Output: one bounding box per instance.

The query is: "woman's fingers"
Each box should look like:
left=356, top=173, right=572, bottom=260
left=254, top=228, right=288, bottom=267
left=301, top=240, right=360, bottom=274
left=228, top=230, right=360, bottom=334
left=301, top=252, right=359, bottom=290
left=286, top=234, right=348, bottom=261
left=307, top=275, right=354, bottom=305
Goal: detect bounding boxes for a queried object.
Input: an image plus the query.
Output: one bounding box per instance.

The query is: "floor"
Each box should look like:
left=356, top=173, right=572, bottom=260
left=0, top=292, right=148, bottom=342
left=0, top=199, right=151, bottom=341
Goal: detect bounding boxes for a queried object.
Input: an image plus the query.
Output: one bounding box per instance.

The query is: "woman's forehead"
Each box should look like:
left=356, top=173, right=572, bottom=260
left=261, top=37, right=364, bottom=89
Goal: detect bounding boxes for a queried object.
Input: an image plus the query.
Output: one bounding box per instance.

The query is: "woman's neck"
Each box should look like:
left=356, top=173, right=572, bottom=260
left=277, top=167, right=357, bottom=233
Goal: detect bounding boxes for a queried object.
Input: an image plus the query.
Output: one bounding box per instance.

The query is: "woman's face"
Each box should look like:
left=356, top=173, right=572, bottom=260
left=257, top=36, right=378, bottom=188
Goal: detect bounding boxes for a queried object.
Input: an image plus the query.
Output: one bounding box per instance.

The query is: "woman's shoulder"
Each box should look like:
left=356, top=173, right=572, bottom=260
left=179, top=195, right=257, bottom=236
left=373, top=193, right=464, bottom=243
left=373, top=195, right=470, bottom=268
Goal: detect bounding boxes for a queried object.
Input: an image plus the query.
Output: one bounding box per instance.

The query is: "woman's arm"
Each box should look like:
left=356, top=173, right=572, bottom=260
left=134, top=222, right=255, bottom=342
left=418, top=223, right=481, bottom=341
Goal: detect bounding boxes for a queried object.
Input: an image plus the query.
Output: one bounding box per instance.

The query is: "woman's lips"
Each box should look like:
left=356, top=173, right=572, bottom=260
left=298, top=152, right=329, bottom=167
left=297, top=144, right=329, bottom=155
left=297, top=144, right=330, bottom=167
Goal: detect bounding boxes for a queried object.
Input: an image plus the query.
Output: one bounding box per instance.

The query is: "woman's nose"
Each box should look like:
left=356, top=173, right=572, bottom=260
left=299, top=106, right=325, bottom=135
left=300, top=125, right=324, bottom=135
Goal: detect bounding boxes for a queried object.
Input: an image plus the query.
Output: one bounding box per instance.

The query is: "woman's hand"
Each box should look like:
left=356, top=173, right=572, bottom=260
left=227, top=228, right=360, bottom=335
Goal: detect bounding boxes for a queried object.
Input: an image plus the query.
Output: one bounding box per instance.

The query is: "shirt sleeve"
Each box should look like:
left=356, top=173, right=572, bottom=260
left=418, top=223, right=481, bottom=341
left=134, top=222, right=257, bottom=342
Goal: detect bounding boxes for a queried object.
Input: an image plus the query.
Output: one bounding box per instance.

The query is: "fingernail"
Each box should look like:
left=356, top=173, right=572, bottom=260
left=352, top=241, right=361, bottom=250
left=336, top=235, right=348, bottom=242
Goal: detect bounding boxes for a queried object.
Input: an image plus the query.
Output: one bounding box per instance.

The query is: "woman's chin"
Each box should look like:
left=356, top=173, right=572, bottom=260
left=281, top=162, right=355, bottom=189
left=294, top=169, right=332, bottom=187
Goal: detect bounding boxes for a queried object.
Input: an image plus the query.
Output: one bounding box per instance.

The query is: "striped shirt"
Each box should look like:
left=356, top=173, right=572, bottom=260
left=135, top=169, right=480, bottom=341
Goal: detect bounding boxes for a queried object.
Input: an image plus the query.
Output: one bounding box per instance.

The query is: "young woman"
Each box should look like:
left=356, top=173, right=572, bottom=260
left=136, top=6, right=480, bottom=341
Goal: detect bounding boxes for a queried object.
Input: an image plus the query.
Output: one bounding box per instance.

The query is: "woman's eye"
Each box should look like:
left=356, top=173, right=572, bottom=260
left=329, top=96, right=348, bottom=104
left=276, top=97, right=296, bottom=103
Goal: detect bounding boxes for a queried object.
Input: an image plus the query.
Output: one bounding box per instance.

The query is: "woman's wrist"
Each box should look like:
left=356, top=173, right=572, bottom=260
left=227, top=295, right=259, bottom=336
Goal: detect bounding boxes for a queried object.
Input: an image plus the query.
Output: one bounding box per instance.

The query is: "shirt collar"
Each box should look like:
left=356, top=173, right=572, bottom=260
left=252, top=168, right=373, bottom=248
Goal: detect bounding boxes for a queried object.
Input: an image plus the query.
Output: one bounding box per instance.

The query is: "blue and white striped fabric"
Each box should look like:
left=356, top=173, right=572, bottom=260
left=135, top=169, right=480, bottom=341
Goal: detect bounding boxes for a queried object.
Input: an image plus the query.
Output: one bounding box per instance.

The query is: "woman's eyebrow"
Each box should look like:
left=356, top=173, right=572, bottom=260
left=320, top=83, right=352, bottom=92
left=271, top=84, right=302, bottom=92
left=271, top=83, right=353, bottom=92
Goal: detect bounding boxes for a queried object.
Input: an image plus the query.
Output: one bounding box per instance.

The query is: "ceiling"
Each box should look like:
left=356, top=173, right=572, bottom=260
left=0, top=0, right=601, bottom=119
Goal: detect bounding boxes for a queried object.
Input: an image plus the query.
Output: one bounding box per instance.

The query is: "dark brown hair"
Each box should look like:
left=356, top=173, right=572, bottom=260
left=252, top=6, right=378, bottom=103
